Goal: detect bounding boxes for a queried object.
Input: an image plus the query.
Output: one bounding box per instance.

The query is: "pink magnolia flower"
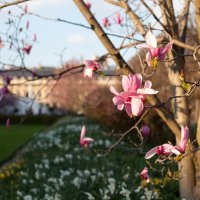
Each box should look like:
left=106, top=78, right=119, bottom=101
left=140, top=125, right=150, bottom=137
left=6, top=118, right=10, bottom=128
left=102, top=17, right=110, bottom=28
left=140, top=167, right=150, bottom=183
left=113, top=12, right=124, bottom=25
left=110, top=74, right=158, bottom=117
left=22, top=44, right=32, bottom=54
left=80, top=125, right=94, bottom=148
left=145, top=144, right=180, bottom=159
left=85, top=0, right=91, bottom=9
left=84, top=60, right=101, bottom=78
left=138, top=30, right=173, bottom=67
left=145, top=126, right=189, bottom=159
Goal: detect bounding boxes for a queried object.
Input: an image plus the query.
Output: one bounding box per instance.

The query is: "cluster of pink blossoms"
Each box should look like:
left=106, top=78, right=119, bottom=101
left=110, top=73, right=158, bottom=117
left=79, top=70, right=190, bottom=186
left=102, top=12, right=124, bottom=28
left=80, top=30, right=188, bottom=186
left=83, top=60, right=101, bottom=78
left=84, top=0, right=123, bottom=28
left=145, top=126, right=189, bottom=159
left=113, top=12, right=124, bottom=25
left=141, top=126, right=189, bottom=183
left=138, top=30, right=173, bottom=68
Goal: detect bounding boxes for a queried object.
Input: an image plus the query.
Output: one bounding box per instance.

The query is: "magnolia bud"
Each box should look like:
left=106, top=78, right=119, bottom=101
left=140, top=125, right=150, bottom=137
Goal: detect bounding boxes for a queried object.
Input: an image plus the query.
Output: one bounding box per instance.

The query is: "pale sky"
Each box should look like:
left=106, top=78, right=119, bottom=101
left=0, top=0, right=186, bottom=68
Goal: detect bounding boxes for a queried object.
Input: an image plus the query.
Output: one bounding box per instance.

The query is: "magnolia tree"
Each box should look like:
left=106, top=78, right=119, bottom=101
left=0, top=0, right=200, bottom=199
left=73, top=1, right=200, bottom=199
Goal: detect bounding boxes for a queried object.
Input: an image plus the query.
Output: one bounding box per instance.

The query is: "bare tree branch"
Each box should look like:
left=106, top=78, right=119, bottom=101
left=74, top=0, right=181, bottom=140
left=178, top=0, right=191, bottom=42
left=162, top=0, right=179, bottom=38
left=73, top=0, right=133, bottom=72
left=26, top=10, right=198, bottom=52
left=118, top=0, right=146, bottom=36
left=99, top=109, right=149, bottom=156
left=0, top=0, right=29, bottom=9
left=140, top=0, right=166, bottom=29
left=104, top=0, right=120, bottom=7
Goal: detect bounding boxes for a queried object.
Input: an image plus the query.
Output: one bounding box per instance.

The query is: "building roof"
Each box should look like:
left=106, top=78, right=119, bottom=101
left=1, top=66, right=56, bottom=78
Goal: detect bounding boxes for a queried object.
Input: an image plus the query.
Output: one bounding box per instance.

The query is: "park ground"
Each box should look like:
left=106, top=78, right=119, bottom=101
left=0, top=116, right=179, bottom=200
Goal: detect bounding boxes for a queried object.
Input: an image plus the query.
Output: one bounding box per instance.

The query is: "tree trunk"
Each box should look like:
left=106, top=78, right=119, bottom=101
left=194, top=105, right=200, bottom=199
left=194, top=0, right=200, bottom=43
left=167, top=54, right=195, bottom=199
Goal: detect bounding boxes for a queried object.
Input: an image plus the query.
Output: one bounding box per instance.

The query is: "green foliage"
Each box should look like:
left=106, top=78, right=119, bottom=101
left=181, top=81, right=191, bottom=92
left=0, top=125, right=46, bottom=163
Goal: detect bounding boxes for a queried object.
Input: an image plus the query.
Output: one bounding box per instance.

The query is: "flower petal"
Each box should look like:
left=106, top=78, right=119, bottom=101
left=80, top=125, right=86, bottom=140
left=161, top=40, right=173, bottom=55
left=113, top=96, right=124, bottom=106
left=137, top=43, right=153, bottom=49
left=162, top=143, right=175, bottom=154
left=137, top=88, right=158, bottom=95
left=146, top=51, right=152, bottom=66
left=117, top=104, right=124, bottom=110
left=84, top=67, right=93, bottom=78
left=171, top=148, right=181, bottom=155
left=122, top=74, right=142, bottom=91
left=110, top=86, right=119, bottom=95
left=144, top=80, right=152, bottom=89
left=145, top=146, right=158, bottom=159
left=135, top=74, right=143, bottom=89
left=131, top=97, right=144, bottom=116
left=84, top=60, right=93, bottom=66
left=149, top=48, right=161, bottom=57
left=125, top=102, right=132, bottom=117
left=140, top=167, right=150, bottom=183
left=83, top=137, right=94, bottom=142
left=180, top=125, right=189, bottom=151
left=122, top=75, right=132, bottom=91
left=145, top=31, right=157, bottom=48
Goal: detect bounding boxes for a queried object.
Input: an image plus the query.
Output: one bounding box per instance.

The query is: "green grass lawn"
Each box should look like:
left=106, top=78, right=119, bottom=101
left=0, top=124, right=46, bottom=163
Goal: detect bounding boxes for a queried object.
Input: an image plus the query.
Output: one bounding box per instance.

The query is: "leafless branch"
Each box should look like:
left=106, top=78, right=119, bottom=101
left=0, top=0, right=29, bottom=9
